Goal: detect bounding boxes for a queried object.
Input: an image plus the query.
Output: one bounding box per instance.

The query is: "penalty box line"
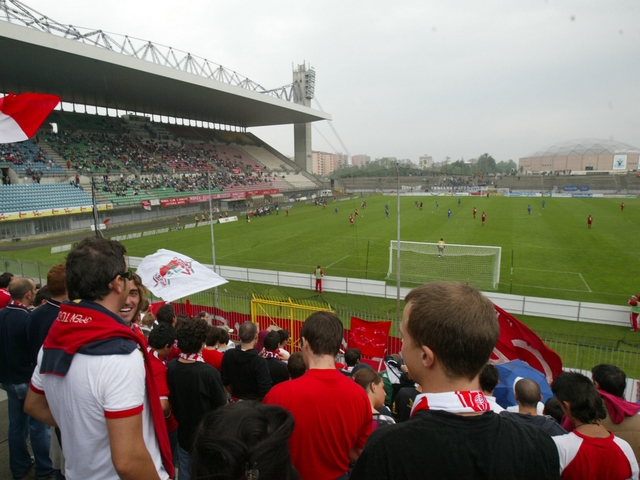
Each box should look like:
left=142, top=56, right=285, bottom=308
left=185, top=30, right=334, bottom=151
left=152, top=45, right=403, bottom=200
left=326, top=255, right=350, bottom=268
left=515, top=268, right=592, bottom=293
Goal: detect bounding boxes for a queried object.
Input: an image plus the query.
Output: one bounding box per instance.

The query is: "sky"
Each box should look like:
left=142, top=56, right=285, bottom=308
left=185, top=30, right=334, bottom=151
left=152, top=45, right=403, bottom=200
left=13, top=0, right=640, bottom=164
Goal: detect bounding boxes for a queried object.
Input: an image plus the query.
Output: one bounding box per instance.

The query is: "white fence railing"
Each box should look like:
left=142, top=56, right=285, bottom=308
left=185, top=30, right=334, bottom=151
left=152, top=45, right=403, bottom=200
left=126, top=257, right=630, bottom=327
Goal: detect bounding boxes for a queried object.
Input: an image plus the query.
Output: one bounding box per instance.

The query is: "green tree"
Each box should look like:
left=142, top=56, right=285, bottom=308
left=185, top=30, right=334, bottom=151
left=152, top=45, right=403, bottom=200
left=476, top=153, right=497, bottom=174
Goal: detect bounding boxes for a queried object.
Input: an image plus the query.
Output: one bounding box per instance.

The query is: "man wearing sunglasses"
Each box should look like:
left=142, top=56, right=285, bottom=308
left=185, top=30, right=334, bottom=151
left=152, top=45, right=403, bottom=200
left=25, top=237, right=173, bottom=480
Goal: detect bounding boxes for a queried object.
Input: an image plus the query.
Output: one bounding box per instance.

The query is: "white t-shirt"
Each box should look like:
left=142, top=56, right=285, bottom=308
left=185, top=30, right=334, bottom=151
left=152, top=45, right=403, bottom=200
left=31, top=348, right=167, bottom=480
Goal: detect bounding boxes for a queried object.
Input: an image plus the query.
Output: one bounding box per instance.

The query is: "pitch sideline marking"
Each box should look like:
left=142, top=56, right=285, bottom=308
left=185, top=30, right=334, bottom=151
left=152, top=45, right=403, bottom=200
left=509, top=283, right=591, bottom=294
left=517, top=267, right=586, bottom=275
left=578, top=273, right=592, bottom=292
left=326, top=255, right=349, bottom=268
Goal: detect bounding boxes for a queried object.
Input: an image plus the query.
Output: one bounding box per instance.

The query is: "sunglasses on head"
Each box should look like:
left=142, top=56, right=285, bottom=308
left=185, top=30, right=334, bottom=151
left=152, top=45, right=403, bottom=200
left=112, top=270, right=133, bottom=281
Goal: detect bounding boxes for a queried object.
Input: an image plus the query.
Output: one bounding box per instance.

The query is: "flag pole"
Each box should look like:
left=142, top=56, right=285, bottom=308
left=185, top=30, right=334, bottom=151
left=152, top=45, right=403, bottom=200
left=396, top=162, right=401, bottom=325
left=208, top=170, right=218, bottom=310
left=90, top=175, right=103, bottom=238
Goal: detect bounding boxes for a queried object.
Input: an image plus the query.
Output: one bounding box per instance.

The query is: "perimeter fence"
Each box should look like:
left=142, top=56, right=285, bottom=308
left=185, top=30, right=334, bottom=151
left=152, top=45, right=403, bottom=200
left=3, top=257, right=640, bottom=396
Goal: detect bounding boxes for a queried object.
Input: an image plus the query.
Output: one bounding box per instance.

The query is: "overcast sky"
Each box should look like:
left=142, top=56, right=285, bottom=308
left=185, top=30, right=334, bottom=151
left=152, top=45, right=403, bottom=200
left=17, top=0, right=640, bottom=164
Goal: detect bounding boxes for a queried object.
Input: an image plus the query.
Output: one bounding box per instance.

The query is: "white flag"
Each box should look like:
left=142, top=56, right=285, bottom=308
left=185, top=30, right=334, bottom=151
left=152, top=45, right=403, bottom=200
left=136, top=249, right=227, bottom=302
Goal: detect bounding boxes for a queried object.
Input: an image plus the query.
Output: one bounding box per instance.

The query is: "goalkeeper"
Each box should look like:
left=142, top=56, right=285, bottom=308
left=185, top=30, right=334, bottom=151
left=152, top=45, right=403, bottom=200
left=437, top=238, right=445, bottom=258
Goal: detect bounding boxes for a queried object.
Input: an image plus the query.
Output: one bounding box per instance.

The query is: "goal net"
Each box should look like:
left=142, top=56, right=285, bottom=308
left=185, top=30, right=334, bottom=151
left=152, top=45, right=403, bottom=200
left=387, top=241, right=501, bottom=290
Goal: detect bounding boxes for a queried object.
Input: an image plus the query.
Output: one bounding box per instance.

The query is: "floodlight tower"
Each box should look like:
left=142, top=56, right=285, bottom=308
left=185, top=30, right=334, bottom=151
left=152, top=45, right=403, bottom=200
left=292, top=64, right=315, bottom=172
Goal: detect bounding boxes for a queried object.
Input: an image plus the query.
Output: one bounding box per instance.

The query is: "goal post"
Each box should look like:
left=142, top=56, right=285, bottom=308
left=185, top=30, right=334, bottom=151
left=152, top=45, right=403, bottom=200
left=387, top=241, right=501, bottom=290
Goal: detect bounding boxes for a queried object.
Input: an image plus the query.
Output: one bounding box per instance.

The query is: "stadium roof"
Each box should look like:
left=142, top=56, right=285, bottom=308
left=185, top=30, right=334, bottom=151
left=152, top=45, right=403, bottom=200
left=0, top=18, right=331, bottom=128
left=525, top=139, right=640, bottom=158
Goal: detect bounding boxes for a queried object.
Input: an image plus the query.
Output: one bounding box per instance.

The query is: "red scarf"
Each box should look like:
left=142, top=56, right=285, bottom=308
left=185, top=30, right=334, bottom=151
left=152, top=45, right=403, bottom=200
left=411, top=391, right=491, bottom=418
left=260, top=348, right=281, bottom=360
left=42, top=301, right=174, bottom=478
left=599, top=389, right=640, bottom=424
left=178, top=352, right=205, bottom=363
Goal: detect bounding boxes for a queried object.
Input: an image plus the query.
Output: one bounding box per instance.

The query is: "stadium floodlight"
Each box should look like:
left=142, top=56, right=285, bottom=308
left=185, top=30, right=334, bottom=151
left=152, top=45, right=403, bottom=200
left=387, top=241, right=501, bottom=290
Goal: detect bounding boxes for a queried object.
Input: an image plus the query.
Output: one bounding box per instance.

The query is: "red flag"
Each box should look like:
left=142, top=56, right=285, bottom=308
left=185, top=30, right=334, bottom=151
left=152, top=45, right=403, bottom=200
left=0, top=92, right=60, bottom=143
left=185, top=299, right=193, bottom=317
left=348, top=317, right=391, bottom=358
left=149, top=301, right=166, bottom=316
left=491, top=305, right=563, bottom=383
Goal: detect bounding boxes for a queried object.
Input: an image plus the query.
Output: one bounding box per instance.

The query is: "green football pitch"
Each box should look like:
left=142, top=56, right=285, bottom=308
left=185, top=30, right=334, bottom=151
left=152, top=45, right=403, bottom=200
left=2, top=194, right=638, bottom=306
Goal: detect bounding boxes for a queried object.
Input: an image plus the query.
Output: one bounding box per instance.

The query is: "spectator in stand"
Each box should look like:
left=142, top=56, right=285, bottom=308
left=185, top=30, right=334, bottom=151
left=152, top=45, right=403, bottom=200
left=264, top=311, right=372, bottom=480
left=341, top=348, right=362, bottom=376
left=221, top=321, right=272, bottom=401
left=33, top=285, right=51, bottom=308
left=591, top=364, right=640, bottom=461
left=202, top=326, right=224, bottom=371
left=479, top=363, right=504, bottom=413
left=156, top=303, right=177, bottom=327
left=350, top=282, right=560, bottom=480
left=156, top=304, right=181, bottom=360
left=26, top=265, right=67, bottom=366
left=391, top=363, right=421, bottom=423
left=353, top=368, right=396, bottom=431
left=0, top=277, right=54, bottom=480
left=261, top=331, right=289, bottom=386
left=277, top=329, right=291, bottom=361
left=147, top=323, right=180, bottom=468
left=25, top=237, right=173, bottom=479
left=217, top=326, right=233, bottom=352
left=287, top=352, right=306, bottom=380
left=500, top=378, right=567, bottom=436
left=552, top=372, right=638, bottom=479
left=0, top=271, right=14, bottom=309
left=118, top=273, right=148, bottom=345
left=168, top=317, right=227, bottom=480
left=191, top=402, right=300, bottom=480
left=545, top=397, right=565, bottom=425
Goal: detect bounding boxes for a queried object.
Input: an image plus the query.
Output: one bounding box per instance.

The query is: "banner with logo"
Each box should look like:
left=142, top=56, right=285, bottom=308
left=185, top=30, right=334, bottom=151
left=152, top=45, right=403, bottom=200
left=245, top=189, right=279, bottom=197
left=136, top=249, right=228, bottom=302
left=160, top=197, right=189, bottom=207
left=613, top=154, right=627, bottom=170
left=0, top=204, right=112, bottom=222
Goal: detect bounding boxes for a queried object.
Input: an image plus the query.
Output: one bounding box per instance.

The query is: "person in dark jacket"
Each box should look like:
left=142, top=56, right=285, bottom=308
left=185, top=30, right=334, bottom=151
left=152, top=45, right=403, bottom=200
left=221, top=321, right=272, bottom=400
left=262, top=331, right=289, bottom=386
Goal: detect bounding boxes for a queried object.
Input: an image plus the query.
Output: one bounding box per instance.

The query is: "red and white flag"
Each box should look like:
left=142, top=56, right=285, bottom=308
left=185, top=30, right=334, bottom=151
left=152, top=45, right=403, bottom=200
left=491, top=304, right=563, bottom=383
left=0, top=92, right=60, bottom=144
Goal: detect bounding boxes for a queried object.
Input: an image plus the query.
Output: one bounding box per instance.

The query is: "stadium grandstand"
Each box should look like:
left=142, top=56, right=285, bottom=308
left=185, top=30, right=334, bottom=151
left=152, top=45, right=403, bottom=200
left=519, top=138, right=640, bottom=174
left=0, top=0, right=330, bottom=239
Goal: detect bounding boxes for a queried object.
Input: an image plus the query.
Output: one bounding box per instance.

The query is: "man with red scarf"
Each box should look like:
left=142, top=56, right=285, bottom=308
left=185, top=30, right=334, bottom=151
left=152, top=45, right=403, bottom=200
left=351, top=282, right=560, bottom=480
left=24, top=237, right=173, bottom=480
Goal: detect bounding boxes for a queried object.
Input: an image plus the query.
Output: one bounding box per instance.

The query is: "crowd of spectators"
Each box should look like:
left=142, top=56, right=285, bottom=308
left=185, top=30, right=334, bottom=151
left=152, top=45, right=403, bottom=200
left=0, top=141, right=60, bottom=175
left=6, top=248, right=639, bottom=480
left=45, top=132, right=123, bottom=174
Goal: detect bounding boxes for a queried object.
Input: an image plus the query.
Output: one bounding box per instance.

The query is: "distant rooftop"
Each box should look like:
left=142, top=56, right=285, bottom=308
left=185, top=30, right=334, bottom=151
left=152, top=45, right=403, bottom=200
left=526, top=139, right=640, bottom=158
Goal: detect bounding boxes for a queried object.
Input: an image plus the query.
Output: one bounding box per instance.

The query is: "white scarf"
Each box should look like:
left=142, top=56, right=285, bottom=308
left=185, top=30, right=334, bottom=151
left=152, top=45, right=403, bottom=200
left=178, top=352, right=205, bottom=363
left=410, top=391, right=490, bottom=418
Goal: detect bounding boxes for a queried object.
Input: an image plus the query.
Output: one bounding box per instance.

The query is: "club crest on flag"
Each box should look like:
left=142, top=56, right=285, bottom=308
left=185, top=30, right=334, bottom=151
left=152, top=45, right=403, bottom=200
left=153, top=257, right=193, bottom=287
